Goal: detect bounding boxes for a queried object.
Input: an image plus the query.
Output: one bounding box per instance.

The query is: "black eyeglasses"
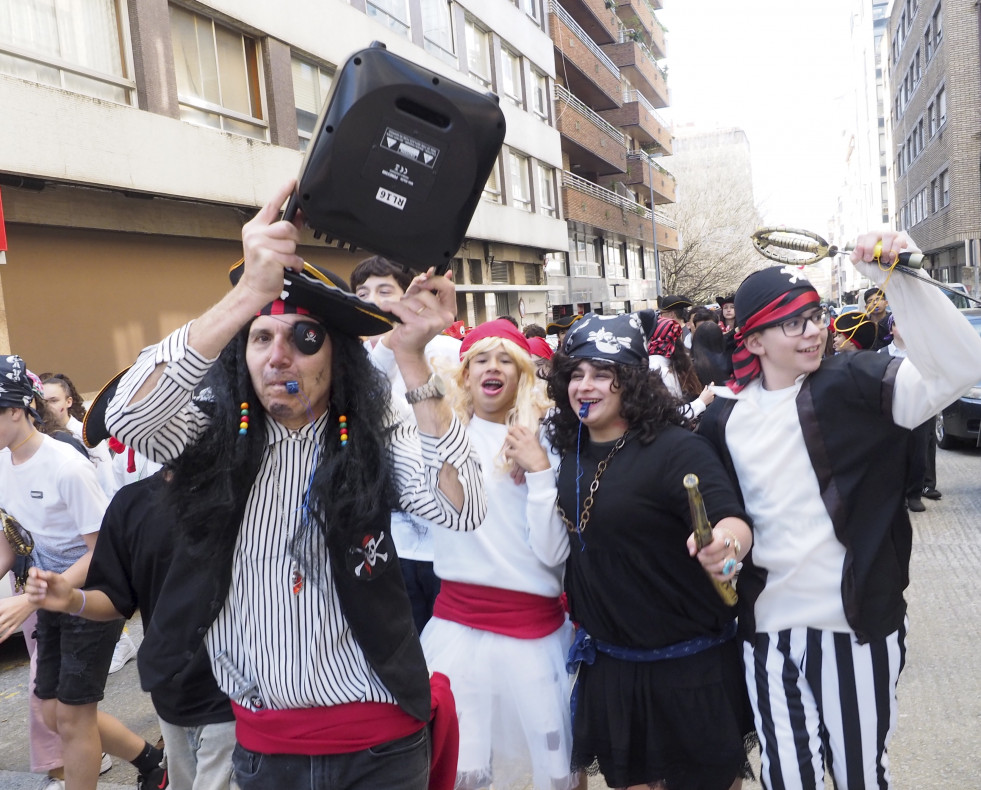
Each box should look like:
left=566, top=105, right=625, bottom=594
left=777, top=307, right=830, bottom=337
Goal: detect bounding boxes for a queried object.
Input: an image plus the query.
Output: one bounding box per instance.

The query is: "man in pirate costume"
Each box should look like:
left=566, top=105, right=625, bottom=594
left=698, top=230, right=981, bottom=789
left=102, top=180, right=487, bottom=790
left=545, top=314, right=583, bottom=348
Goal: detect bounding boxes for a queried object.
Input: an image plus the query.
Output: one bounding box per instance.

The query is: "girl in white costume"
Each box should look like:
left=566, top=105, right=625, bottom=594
left=421, top=318, right=576, bottom=790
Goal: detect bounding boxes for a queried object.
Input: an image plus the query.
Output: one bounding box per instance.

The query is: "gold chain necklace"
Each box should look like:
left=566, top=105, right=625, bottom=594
left=559, top=432, right=628, bottom=537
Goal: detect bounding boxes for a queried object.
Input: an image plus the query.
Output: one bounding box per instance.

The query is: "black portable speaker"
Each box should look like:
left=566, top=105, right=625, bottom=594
left=284, top=42, right=507, bottom=274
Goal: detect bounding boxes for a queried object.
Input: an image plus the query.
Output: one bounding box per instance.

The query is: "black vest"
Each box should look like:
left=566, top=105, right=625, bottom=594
left=139, top=515, right=431, bottom=722
left=699, top=352, right=912, bottom=643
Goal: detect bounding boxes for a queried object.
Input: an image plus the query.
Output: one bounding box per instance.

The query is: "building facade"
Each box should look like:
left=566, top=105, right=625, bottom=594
left=0, top=0, right=567, bottom=391
left=544, top=0, right=679, bottom=320
left=886, top=0, right=981, bottom=298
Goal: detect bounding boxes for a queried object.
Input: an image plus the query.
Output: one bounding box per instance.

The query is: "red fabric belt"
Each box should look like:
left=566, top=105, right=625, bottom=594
left=230, top=672, right=459, bottom=790
left=433, top=579, right=565, bottom=639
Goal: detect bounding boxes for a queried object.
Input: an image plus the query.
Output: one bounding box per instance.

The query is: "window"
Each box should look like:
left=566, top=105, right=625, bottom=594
left=536, top=163, right=556, bottom=217
left=500, top=47, right=523, bottom=107
left=927, top=100, right=936, bottom=136
left=572, top=233, right=601, bottom=278
left=939, top=169, right=949, bottom=208
left=937, top=85, right=946, bottom=126
left=366, top=0, right=410, bottom=39
left=514, top=0, right=540, bottom=22
left=924, top=23, right=933, bottom=60
left=465, top=18, right=492, bottom=88
left=421, top=0, right=455, bottom=65
left=605, top=239, right=625, bottom=280
left=292, top=57, right=334, bottom=152
left=482, top=157, right=502, bottom=203
left=508, top=151, right=532, bottom=211
left=0, top=0, right=133, bottom=104
left=626, top=243, right=641, bottom=281
left=933, top=6, right=943, bottom=47
left=170, top=6, right=266, bottom=139
left=531, top=69, right=549, bottom=119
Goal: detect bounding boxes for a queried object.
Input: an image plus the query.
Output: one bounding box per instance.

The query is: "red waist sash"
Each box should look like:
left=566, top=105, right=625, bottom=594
left=433, top=579, right=565, bottom=639
left=231, top=672, right=459, bottom=790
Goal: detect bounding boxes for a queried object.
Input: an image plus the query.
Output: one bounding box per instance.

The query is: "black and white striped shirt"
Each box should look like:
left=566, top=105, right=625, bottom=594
left=106, top=323, right=485, bottom=711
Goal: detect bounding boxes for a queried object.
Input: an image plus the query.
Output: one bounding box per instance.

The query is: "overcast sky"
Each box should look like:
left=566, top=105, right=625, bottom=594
left=659, top=0, right=860, bottom=232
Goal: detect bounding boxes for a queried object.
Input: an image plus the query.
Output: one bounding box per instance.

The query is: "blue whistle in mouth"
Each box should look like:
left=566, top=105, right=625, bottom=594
left=286, top=381, right=300, bottom=394
left=578, top=402, right=591, bottom=419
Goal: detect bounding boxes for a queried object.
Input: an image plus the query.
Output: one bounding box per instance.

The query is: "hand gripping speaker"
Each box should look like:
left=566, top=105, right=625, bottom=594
left=285, top=42, right=507, bottom=274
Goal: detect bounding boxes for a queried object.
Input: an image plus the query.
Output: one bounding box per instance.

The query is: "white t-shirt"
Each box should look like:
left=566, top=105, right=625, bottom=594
left=66, top=415, right=117, bottom=497
left=0, top=435, right=109, bottom=573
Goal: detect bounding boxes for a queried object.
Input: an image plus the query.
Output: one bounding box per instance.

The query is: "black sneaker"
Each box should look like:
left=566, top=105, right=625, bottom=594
left=907, top=497, right=926, bottom=512
left=137, top=765, right=168, bottom=790
left=922, top=487, right=942, bottom=500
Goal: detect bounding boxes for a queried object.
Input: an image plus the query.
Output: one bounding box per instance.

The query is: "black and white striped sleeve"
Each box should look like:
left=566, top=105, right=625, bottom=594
left=389, top=414, right=486, bottom=532
left=104, top=323, right=215, bottom=463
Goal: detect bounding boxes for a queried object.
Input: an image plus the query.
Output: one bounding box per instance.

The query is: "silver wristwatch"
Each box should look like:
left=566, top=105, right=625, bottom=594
left=404, top=373, right=446, bottom=405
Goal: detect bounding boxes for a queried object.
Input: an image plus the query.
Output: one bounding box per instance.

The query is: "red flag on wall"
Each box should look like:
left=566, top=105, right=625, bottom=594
left=0, top=186, right=7, bottom=264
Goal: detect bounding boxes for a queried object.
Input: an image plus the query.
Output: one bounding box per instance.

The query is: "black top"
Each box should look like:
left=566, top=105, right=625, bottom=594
left=85, top=474, right=233, bottom=727
left=558, top=425, right=750, bottom=649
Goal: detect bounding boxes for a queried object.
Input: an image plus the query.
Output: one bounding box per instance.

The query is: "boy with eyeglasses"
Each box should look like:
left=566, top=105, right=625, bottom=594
left=698, top=230, right=981, bottom=789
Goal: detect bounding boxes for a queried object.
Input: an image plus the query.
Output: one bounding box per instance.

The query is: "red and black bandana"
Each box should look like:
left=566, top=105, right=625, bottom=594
left=728, top=266, right=820, bottom=393
left=647, top=318, right=683, bottom=358
left=257, top=299, right=312, bottom=318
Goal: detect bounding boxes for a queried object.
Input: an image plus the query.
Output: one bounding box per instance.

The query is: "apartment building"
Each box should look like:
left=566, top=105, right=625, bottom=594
left=886, top=0, right=981, bottom=296
left=544, top=0, right=678, bottom=319
left=0, top=0, right=567, bottom=391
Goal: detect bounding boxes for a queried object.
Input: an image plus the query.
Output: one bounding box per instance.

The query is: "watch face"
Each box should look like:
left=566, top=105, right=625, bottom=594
left=431, top=374, right=446, bottom=396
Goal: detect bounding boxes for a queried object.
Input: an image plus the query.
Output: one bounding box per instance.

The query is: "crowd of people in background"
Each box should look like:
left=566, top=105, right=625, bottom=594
left=3, top=184, right=981, bottom=790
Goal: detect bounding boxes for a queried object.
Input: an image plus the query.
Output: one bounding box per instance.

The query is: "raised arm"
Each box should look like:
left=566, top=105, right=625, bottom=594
left=850, top=230, right=981, bottom=428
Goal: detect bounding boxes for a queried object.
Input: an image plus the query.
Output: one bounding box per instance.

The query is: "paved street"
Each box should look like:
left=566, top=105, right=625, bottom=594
left=1, top=443, right=978, bottom=789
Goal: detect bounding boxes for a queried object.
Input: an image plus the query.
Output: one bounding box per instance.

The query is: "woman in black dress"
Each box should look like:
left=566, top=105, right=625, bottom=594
left=544, top=311, right=754, bottom=790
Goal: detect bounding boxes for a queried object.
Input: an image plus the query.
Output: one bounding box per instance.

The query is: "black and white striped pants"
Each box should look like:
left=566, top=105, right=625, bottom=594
left=744, top=623, right=907, bottom=790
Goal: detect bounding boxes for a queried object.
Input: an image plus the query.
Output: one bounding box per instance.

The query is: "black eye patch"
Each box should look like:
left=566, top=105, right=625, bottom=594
left=293, top=320, right=326, bottom=355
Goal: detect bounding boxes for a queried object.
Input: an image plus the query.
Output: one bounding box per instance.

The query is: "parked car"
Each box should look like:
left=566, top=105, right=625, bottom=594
left=935, top=308, right=981, bottom=449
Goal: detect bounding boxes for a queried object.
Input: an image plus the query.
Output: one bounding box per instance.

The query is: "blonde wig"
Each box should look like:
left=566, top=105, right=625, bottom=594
left=437, top=336, right=552, bottom=470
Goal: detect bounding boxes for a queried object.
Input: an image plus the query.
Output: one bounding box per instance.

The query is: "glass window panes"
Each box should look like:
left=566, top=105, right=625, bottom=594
left=292, top=57, right=334, bottom=151
left=509, top=151, right=532, bottom=211
left=366, top=0, right=410, bottom=39
left=501, top=47, right=523, bottom=106
left=422, top=0, right=455, bottom=65
left=170, top=5, right=266, bottom=140
left=532, top=69, right=549, bottom=119
left=536, top=164, right=556, bottom=217
left=482, top=158, right=502, bottom=203
left=465, top=18, right=492, bottom=88
left=0, top=0, right=132, bottom=104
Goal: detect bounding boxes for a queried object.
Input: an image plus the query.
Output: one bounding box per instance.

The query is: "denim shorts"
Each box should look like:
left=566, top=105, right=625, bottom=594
left=34, top=609, right=125, bottom=705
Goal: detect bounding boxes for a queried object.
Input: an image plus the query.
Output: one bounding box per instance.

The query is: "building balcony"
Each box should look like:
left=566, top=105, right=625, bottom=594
left=599, top=90, right=672, bottom=155
left=549, top=0, right=622, bottom=110
left=562, top=170, right=678, bottom=250
left=599, top=151, right=676, bottom=204
left=555, top=85, right=628, bottom=177
left=602, top=36, right=668, bottom=108
left=615, top=0, right=666, bottom=59
left=556, top=0, right=621, bottom=45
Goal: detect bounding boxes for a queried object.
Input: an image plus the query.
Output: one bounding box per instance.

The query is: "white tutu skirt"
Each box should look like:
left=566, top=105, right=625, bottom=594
left=421, top=616, right=577, bottom=790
